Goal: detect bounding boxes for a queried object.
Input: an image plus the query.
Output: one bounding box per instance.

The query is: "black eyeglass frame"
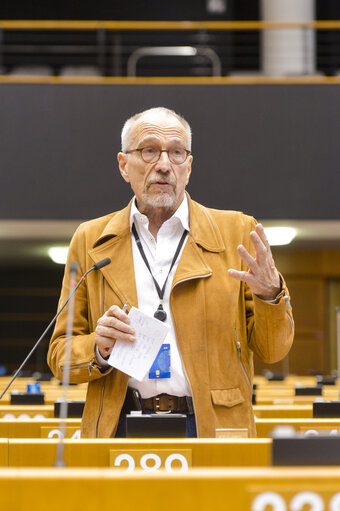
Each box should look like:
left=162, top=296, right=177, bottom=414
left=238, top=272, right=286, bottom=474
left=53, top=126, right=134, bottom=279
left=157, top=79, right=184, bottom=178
left=125, top=147, right=191, bottom=164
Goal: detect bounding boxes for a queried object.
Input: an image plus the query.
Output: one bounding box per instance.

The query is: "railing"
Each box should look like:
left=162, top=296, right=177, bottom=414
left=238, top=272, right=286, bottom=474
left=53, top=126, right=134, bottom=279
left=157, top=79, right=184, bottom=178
left=1, top=20, right=340, bottom=30
left=0, top=20, right=339, bottom=80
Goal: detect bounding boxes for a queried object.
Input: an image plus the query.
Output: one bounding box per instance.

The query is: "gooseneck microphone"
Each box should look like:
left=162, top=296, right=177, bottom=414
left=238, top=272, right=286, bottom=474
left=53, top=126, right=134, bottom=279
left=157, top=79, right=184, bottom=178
left=0, top=257, right=111, bottom=400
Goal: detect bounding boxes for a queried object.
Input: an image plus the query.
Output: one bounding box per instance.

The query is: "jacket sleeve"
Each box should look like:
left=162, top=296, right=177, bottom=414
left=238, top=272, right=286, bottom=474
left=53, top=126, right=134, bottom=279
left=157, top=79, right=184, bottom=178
left=243, top=217, right=295, bottom=363
left=47, top=224, right=112, bottom=383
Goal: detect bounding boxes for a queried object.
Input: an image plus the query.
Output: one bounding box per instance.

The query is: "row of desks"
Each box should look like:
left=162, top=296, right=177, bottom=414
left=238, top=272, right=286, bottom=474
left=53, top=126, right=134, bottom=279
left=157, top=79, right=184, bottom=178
left=0, top=417, right=339, bottom=439
left=0, top=438, right=272, bottom=467
left=2, top=466, right=340, bottom=511
left=0, top=404, right=315, bottom=419
left=1, top=390, right=338, bottom=406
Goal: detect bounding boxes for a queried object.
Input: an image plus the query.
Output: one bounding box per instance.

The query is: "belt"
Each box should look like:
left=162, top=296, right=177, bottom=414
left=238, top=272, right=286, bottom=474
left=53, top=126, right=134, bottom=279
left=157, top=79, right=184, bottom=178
left=141, top=394, right=193, bottom=414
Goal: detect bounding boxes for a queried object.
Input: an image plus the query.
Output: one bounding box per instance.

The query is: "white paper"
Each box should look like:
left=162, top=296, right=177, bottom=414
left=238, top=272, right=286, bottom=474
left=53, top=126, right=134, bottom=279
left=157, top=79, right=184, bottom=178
left=108, top=306, right=170, bottom=381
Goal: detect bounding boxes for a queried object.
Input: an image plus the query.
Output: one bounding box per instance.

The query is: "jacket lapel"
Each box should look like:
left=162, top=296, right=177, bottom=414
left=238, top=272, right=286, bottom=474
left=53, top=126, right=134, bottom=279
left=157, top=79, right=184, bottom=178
left=173, top=195, right=225, bottom=287
left=87, top=202, right=138, bottom=308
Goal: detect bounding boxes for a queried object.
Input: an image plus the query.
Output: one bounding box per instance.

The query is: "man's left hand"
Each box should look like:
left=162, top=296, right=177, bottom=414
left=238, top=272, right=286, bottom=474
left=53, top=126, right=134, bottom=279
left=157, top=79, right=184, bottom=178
left=227, top=223, right=281, bottom=301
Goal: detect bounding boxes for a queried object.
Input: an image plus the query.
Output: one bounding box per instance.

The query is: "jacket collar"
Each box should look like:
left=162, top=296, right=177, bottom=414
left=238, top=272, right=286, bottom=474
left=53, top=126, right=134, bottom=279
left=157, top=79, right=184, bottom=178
left=91, top=193, right=225, bottom=253
left=87, top=194, right=225, bottom=304
left=187, top=194, right=225, bottom=253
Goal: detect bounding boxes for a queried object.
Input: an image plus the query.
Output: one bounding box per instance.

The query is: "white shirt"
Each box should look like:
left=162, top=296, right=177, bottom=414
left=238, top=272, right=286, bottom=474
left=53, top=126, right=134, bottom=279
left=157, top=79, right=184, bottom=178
left=97, top=195, right=192, bottom=399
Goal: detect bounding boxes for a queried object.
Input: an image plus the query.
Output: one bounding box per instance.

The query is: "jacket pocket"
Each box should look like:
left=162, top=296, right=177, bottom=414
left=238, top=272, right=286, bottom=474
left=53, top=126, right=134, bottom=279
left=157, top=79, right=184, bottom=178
left=211, top=388, right=245, bottom=408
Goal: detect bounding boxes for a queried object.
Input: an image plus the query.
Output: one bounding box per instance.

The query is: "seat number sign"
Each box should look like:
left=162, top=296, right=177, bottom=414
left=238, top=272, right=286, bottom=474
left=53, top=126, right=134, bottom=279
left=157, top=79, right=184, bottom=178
left=249, top=489, right=340, bottom=511
left=109, top=449, right=192, bottom=472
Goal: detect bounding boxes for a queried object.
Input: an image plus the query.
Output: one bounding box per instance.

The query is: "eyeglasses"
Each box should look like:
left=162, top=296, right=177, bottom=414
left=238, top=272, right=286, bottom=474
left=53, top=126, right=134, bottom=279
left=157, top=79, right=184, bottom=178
left=126, top=146, right=191, bottom=165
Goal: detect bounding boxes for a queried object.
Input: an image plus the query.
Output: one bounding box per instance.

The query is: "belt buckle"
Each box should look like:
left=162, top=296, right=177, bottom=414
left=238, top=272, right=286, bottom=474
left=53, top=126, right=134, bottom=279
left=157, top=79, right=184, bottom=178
left=153, top=395, right=171, bottom=414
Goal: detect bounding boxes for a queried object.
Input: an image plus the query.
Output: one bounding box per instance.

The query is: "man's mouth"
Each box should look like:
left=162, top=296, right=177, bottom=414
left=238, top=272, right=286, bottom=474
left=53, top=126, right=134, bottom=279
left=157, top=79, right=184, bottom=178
left=149, top=181, right=172, bottom=188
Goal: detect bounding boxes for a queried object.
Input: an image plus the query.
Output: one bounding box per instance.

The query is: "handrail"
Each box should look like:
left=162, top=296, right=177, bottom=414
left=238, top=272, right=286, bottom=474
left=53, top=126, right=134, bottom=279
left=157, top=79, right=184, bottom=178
left=127, top=46, right=222, bottom=77
left=1, top=76, right=340, bottom=85
left=1, top=20, right=340, bottom=31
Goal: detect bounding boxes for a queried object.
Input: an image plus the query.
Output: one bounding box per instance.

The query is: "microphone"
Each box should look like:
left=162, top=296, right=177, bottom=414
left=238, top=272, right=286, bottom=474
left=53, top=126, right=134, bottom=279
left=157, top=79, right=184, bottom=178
left=93, top=257, right=111, bottom=270
left=0, top=257, right=111, bottom=400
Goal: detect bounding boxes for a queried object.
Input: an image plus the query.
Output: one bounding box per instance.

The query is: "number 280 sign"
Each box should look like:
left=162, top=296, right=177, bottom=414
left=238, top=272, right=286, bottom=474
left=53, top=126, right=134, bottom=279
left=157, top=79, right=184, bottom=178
left=109, top=449, right=192, bottom=472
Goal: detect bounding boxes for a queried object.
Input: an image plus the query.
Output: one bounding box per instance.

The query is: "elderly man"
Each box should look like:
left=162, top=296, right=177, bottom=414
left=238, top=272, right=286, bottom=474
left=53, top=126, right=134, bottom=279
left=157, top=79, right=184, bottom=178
left=48, top=107, right=294, bottom=438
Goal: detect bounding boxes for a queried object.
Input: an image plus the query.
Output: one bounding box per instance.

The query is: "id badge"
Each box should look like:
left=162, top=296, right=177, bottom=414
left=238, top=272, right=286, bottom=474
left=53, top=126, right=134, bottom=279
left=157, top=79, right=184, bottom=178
left=149, top=343, right=171, bottom=379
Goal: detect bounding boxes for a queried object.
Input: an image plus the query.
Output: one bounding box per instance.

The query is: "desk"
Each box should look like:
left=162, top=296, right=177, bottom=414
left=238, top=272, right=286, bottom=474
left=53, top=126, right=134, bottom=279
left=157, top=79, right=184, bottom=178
left=256, top=418, right=340, bottom=437
left=3, top=417, right=340, bottom=439
left=0, top=405, right=54, bottom=418
left=7, top=438, right=271, bottom=467
left=1, top=467, right=340, bottom=511
left=0, top=419, right=81, bottom=438
left=0, top=440, right=7, bottom=467
left=253, top=405, right=313, bottom=419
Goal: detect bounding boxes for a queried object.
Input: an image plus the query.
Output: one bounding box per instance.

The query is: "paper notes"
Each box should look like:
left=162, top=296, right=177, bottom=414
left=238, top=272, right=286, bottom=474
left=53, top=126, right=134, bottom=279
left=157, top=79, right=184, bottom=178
left=108, top=306, right=170, bottom=381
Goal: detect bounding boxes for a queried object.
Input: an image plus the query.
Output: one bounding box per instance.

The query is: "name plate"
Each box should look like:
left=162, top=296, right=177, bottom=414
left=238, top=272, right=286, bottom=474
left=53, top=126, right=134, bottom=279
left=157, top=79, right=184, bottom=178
left=249, top=487, right=340, bottom=511
left=300, top=426, right=340, bottom=436
left=109, top=449, right=192, bottom=472
left=40, top=426, right=81, bottom=439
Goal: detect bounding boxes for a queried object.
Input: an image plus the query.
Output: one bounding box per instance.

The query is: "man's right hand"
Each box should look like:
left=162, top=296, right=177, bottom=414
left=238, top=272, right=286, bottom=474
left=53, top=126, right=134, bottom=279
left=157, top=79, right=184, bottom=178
left=94, top=305, right=136, bottom=358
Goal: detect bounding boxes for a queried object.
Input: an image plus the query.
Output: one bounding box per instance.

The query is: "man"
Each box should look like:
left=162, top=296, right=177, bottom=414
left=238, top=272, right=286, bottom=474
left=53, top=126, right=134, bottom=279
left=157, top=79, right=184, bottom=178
left=48, top=107, right=294, bottom=438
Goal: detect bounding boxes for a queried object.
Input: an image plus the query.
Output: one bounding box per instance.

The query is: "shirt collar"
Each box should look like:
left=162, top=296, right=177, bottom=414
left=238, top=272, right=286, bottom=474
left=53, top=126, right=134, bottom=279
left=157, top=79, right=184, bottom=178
left=130, top=195, right=189, bottom=232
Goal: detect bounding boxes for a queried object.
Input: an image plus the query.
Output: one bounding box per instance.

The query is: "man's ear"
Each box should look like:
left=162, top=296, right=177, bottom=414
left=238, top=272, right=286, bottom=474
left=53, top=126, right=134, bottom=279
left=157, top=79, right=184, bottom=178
left=117, top=152, right=130, bottom=183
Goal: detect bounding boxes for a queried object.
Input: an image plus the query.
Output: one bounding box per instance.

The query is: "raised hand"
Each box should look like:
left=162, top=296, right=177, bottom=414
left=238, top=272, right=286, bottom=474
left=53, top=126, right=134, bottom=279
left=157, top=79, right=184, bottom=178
left=227, top=223, right=281, bottom=301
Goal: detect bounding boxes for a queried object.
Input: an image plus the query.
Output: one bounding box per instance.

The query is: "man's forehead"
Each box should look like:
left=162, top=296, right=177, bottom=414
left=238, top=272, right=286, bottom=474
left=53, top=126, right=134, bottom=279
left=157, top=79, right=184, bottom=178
left=130, top=115, right=187, bottom=145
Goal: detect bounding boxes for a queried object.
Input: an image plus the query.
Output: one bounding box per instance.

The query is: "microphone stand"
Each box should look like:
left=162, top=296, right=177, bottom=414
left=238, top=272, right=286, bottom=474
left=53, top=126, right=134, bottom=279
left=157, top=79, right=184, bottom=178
left=54, top=262, right=78, bottom=467
left=337, top=307, right=340, bottom=400
left=0, top=257, right=111, bottom=400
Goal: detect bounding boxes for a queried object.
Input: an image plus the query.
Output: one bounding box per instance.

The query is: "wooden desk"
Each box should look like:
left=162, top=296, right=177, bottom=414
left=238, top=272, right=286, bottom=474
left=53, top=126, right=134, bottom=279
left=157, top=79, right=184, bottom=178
left=256, top=418, right=340, bottom=437
left=253, top=405, right=313, bottom=419
left=0, top=419, right=81, bottom=438
left=3, top=417, right=340, bottom=439
left=1, top=467, right=340, bottom=511
left=0, top=440, right=7, bottom=467
left=7, top=438, right=271, bottom=468
left=0, top=405, right=54, bottom=418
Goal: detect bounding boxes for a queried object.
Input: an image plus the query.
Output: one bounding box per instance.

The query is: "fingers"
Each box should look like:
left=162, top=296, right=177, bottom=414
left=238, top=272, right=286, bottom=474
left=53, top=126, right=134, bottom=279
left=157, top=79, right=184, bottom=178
left=251, top=224, right=272, bottom=258
left=95, top=305, right=136, bottom=356
left=228, top=223, right=280, bottom=300
left=255, top=223, right=271, bottom=251
left=237, top=244, right=257, bottom=272
left=227, top=268, right=250, bottom=283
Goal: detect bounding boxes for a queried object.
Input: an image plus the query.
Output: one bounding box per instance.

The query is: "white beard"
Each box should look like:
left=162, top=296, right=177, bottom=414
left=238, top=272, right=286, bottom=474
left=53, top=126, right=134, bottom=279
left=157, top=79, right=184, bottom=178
left=141, top=188, right=176, bottom=209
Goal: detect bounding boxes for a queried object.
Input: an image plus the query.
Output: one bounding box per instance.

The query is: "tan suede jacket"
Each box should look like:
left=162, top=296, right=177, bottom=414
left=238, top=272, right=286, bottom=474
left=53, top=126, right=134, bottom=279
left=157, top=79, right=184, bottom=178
left=48, top=196, right=294, bottom=438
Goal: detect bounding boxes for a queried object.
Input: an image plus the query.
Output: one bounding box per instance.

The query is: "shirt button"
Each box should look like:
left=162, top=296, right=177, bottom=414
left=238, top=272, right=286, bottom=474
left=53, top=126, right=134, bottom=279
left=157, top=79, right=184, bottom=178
left=139, top=217, right=145, bottom=223
left=159, top=269, right=163, bottom=274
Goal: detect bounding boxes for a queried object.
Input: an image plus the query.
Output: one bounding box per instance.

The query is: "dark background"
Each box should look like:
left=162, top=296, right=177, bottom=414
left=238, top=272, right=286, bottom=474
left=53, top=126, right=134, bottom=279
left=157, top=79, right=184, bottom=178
left=1, top=83, right=339, bottom=222
left=0, top=0, right=339, bottom=21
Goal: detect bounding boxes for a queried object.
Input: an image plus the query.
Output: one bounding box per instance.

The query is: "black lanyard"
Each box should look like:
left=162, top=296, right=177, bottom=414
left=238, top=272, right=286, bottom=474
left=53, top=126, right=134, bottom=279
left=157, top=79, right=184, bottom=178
left=132, top=222, right=188, bottom=321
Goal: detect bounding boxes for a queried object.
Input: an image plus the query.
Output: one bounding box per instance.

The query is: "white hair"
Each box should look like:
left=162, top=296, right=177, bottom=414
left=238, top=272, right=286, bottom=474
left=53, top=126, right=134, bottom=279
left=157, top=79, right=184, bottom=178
left=121, top=107, right=192, bottom=152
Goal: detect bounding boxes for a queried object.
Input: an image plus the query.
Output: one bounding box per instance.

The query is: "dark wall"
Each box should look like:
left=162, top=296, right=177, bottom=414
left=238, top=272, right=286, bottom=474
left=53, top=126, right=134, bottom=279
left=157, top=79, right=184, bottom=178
left=0, top=0, right=257, bottom=21
left=1, top=83, right=340, bottom=221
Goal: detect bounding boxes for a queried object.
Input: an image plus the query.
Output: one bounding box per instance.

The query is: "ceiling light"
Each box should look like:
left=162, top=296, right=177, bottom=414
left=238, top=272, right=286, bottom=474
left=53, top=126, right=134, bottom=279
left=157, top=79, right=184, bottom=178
left=48, top=246, right=68, bottom=264
left=264, top=227, right=297, bottom=246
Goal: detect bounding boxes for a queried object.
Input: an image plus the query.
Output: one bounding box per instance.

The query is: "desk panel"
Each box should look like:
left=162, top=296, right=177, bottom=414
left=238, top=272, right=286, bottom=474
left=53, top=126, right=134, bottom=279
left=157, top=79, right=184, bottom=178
left=3, top=418, right=340, bottom=439
left=0, top=440, right=8, bottom=467
left=0, top=419, right=81, bottom=438
left=253, top=405, right=313, bottom=419
left=1, top=467, right=340, bottom=511
left=7, top=438, right=271, bottom=468
left=256, top=418, right=340, bottom=437
left=0, top=405, right=54, bottom=418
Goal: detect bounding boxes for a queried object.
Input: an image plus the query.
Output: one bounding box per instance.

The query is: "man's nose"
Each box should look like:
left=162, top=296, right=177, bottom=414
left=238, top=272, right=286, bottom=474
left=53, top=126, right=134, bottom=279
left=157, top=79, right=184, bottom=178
left=155, top=151, right=172, bottom=171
